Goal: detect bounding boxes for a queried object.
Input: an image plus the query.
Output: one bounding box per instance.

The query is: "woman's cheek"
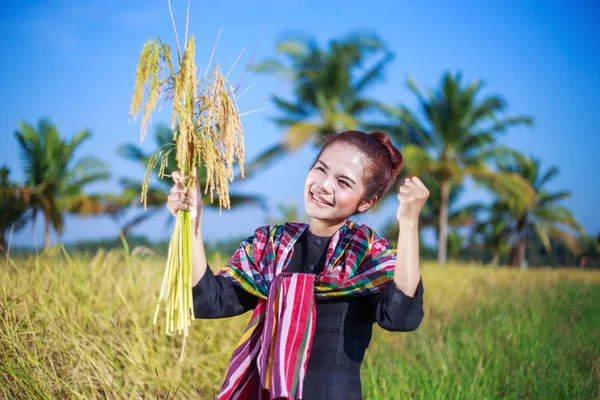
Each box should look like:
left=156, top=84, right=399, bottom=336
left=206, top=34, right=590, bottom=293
left=342, top=191, right=362, bottom=212
left=306, top=170, right=319, bottom=186
left=337, top=193, right=353, bottom=211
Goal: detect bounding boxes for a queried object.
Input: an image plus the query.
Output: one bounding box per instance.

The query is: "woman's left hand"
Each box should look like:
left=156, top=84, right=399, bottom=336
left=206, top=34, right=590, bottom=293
left=396, top=176, right=430, bottom=225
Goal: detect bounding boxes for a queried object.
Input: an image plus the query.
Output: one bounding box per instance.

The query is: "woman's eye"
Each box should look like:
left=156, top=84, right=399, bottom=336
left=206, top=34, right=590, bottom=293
left=339, top=180, right=350, bottom=187
left=316, top=167, right=325, bottom=172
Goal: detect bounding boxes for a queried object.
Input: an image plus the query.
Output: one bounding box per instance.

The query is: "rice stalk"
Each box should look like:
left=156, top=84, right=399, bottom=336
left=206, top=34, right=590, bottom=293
left=129, top=3, right=247, bottom=359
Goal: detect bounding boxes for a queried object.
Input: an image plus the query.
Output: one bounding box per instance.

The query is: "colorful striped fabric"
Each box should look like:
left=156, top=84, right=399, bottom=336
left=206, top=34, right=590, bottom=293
left=215, top=220, right=396, bottom=399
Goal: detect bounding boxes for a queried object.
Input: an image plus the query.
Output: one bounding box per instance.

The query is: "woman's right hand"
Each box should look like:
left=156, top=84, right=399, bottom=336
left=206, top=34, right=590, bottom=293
left=167, top=170, right=203, bottom=221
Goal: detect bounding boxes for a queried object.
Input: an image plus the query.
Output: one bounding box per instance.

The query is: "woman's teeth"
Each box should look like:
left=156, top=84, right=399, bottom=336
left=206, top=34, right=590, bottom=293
left=311, top=193, right=331, bottom=206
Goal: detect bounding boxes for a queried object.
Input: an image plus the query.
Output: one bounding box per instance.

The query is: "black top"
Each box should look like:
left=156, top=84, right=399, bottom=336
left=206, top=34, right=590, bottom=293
left=192, top=229, right=425, bottom=400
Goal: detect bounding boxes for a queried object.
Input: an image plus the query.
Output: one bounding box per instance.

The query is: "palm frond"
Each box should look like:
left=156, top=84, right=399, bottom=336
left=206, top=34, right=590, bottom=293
left=235, top=143, right=287, bottom=181
left=117, top=143, right=150, bottom=163
left=282, top=122, right=319, bottom=150
left=354, top=51, right=394, bottom=94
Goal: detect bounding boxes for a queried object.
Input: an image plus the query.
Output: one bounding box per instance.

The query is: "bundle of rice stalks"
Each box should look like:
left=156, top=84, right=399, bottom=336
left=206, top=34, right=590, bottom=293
left=129, top=3, right=246, bottom=360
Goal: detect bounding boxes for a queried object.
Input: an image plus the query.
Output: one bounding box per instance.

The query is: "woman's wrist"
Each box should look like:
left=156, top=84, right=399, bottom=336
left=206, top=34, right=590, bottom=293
left=397, top=218, right=419, bottom=230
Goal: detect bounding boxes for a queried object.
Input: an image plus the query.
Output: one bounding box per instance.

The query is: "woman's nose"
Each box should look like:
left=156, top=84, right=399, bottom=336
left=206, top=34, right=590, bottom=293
left=318, top=178, right=333, bottom=193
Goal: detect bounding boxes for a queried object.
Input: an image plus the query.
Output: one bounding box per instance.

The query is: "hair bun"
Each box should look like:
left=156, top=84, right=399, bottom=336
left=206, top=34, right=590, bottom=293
left=368, top=131, right=403, bottom=173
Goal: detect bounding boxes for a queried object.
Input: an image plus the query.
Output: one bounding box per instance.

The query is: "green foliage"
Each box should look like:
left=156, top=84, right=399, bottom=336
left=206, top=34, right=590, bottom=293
left=13, top=119, right=110, bottom=248
left=485, top=152, right=583, bottom=267
left=395, top=72, right=536, bottom=264
left=252, top=32, right=395, bottom=159
left=0, top=166, right=30, bottom=251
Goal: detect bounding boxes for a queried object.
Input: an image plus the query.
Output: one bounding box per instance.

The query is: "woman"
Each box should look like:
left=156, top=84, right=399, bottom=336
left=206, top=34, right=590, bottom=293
left=167, top=130, right=430, bottom=400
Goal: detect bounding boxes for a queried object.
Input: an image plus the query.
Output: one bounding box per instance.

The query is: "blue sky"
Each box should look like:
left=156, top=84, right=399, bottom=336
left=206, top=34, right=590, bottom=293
left=1, top=0, right=599, bottom=247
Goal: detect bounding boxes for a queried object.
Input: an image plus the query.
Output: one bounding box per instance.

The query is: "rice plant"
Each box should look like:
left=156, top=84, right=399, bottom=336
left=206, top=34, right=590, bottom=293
left=129, top=0, right=246, bottom=359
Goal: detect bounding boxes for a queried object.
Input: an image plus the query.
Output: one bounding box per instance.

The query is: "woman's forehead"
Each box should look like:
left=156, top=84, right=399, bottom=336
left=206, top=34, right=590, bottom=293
left=318, top=143, right=366, bottom=174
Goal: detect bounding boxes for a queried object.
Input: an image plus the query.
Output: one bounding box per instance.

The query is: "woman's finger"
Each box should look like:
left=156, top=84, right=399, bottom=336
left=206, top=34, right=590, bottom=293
left=403, top=177, right=416, bottom=187
left=172, top=170, right=190, bottom=184
left=397, top=192, right=416, bottom=202
left=178, top=203, right=191, bottom=211
left=403, top=178, right=424, bottom=194
left=410, top=177, right=429, bottom=194
left=170, top=183, right=183, bottom=194
left=172, top=170, right=182, bottom=183
left=167, top=199, right=192, bottom=213
left=399, top=185, right=413, bottom=194
left=169, top=183, right=188, bottom=196
left=166, top=203, right=177, bottom=217
left=402, top=178, right=428, bottom=197
left=167, top=194, right=186, bottom=206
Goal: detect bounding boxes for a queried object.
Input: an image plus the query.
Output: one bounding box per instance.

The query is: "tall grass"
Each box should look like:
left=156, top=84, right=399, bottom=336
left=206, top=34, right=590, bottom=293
left=363, top=265, right=600, bottom=399
left=1, top=250, right=598, bottom=399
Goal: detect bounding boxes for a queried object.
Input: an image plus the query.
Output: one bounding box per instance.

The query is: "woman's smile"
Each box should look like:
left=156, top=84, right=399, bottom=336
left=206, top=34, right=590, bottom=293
left=310, top=191, right=333, bottom=207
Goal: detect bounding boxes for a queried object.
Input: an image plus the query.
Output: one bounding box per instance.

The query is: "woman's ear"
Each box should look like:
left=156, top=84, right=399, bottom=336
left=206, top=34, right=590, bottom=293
left=357, top=196, right=378, bottom=213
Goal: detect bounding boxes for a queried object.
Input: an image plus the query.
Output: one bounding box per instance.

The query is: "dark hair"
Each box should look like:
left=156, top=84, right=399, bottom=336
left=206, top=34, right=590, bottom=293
left=310, top=130, right=403, bottom=212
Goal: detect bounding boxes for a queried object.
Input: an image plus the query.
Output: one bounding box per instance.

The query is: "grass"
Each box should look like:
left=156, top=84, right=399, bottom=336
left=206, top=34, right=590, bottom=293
left=1, top=249, right=598, bottom=399
left=363, top=265, right=599, bottom=399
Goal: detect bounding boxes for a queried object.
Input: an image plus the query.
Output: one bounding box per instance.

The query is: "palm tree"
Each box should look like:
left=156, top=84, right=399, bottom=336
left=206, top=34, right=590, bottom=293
left=14, top=119, right=110, bottom=248
left=578, top=233, right=600, bottom=268
left=252, top=32, right=404, bottom=161
left=494, top=154, right=583, bottom=267
left=116, top=125, right=267, bottom=236
left=393, top=71, right=536, bottom=265
left=0, top=166, right=31, bottom=252
left=470, top=202, right=513, bottom=266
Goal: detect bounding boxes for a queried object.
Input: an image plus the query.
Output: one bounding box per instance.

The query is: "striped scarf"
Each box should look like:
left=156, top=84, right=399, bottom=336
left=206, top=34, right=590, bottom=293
left=215, top=220, right=396, bottom=399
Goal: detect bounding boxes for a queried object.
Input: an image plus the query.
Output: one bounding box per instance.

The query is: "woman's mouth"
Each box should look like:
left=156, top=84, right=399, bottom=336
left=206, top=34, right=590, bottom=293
left=310, top=192, right=333, bottom=207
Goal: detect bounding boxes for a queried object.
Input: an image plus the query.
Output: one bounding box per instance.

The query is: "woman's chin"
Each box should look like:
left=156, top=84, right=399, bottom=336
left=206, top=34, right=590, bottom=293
left=305, top=205, right=338, bottom=221
left=305, top=206, right=328, bottom=219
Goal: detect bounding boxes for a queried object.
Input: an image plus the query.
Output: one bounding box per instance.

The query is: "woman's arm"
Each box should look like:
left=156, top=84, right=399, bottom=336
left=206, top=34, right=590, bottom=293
left=393, top=177, right=429, bottom=296
left=366, top=277, right=424, bottom=331
left=393, top=220, right=421, bottom=296
left=190, top=206, right=207, bottom=287
left=366, top=176, right=429, bottom=331
left=192, top=263, right=259, bottom=319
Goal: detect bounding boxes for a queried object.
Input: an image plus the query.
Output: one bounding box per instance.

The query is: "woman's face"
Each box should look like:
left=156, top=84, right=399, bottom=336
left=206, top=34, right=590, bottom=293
left=304, top=142, right=376, bottom=222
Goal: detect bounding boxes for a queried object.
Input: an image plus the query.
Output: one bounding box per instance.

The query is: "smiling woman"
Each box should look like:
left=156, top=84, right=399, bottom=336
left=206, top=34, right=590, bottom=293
left=304, top=131, right=404, bottom=237
left=167, top=130, right=430, bottom=400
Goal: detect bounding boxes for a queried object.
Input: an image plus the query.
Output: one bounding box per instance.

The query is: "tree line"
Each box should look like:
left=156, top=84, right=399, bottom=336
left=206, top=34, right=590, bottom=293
left=1, top=32, right=598, bottom=268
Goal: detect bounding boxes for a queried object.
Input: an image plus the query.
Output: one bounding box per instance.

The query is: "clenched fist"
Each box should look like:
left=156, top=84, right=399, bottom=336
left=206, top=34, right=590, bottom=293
left=166, top=170, right=203, bottom=221
left=396, top=176, right=430, bottom=225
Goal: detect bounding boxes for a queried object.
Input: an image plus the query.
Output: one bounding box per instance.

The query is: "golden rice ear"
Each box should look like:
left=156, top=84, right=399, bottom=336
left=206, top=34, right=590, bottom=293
left=132, top=35, right=246, bottom=212
left=130, top=39, right=173, bottom=144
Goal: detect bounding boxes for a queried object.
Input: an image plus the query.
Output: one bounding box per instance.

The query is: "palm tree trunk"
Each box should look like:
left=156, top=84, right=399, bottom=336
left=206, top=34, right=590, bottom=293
left=44, top=215, right=50, bottom=249
left=0, top=230, right=6, bottom=252
left=509, top=218, right=528, bottom=267
left=491, top=251, right=500, bottom=266
left=437, top=180, right=450, bottom=265
left=509, top=239, right=527, bottom=267
left=517, top=240, right=526, bottom=268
